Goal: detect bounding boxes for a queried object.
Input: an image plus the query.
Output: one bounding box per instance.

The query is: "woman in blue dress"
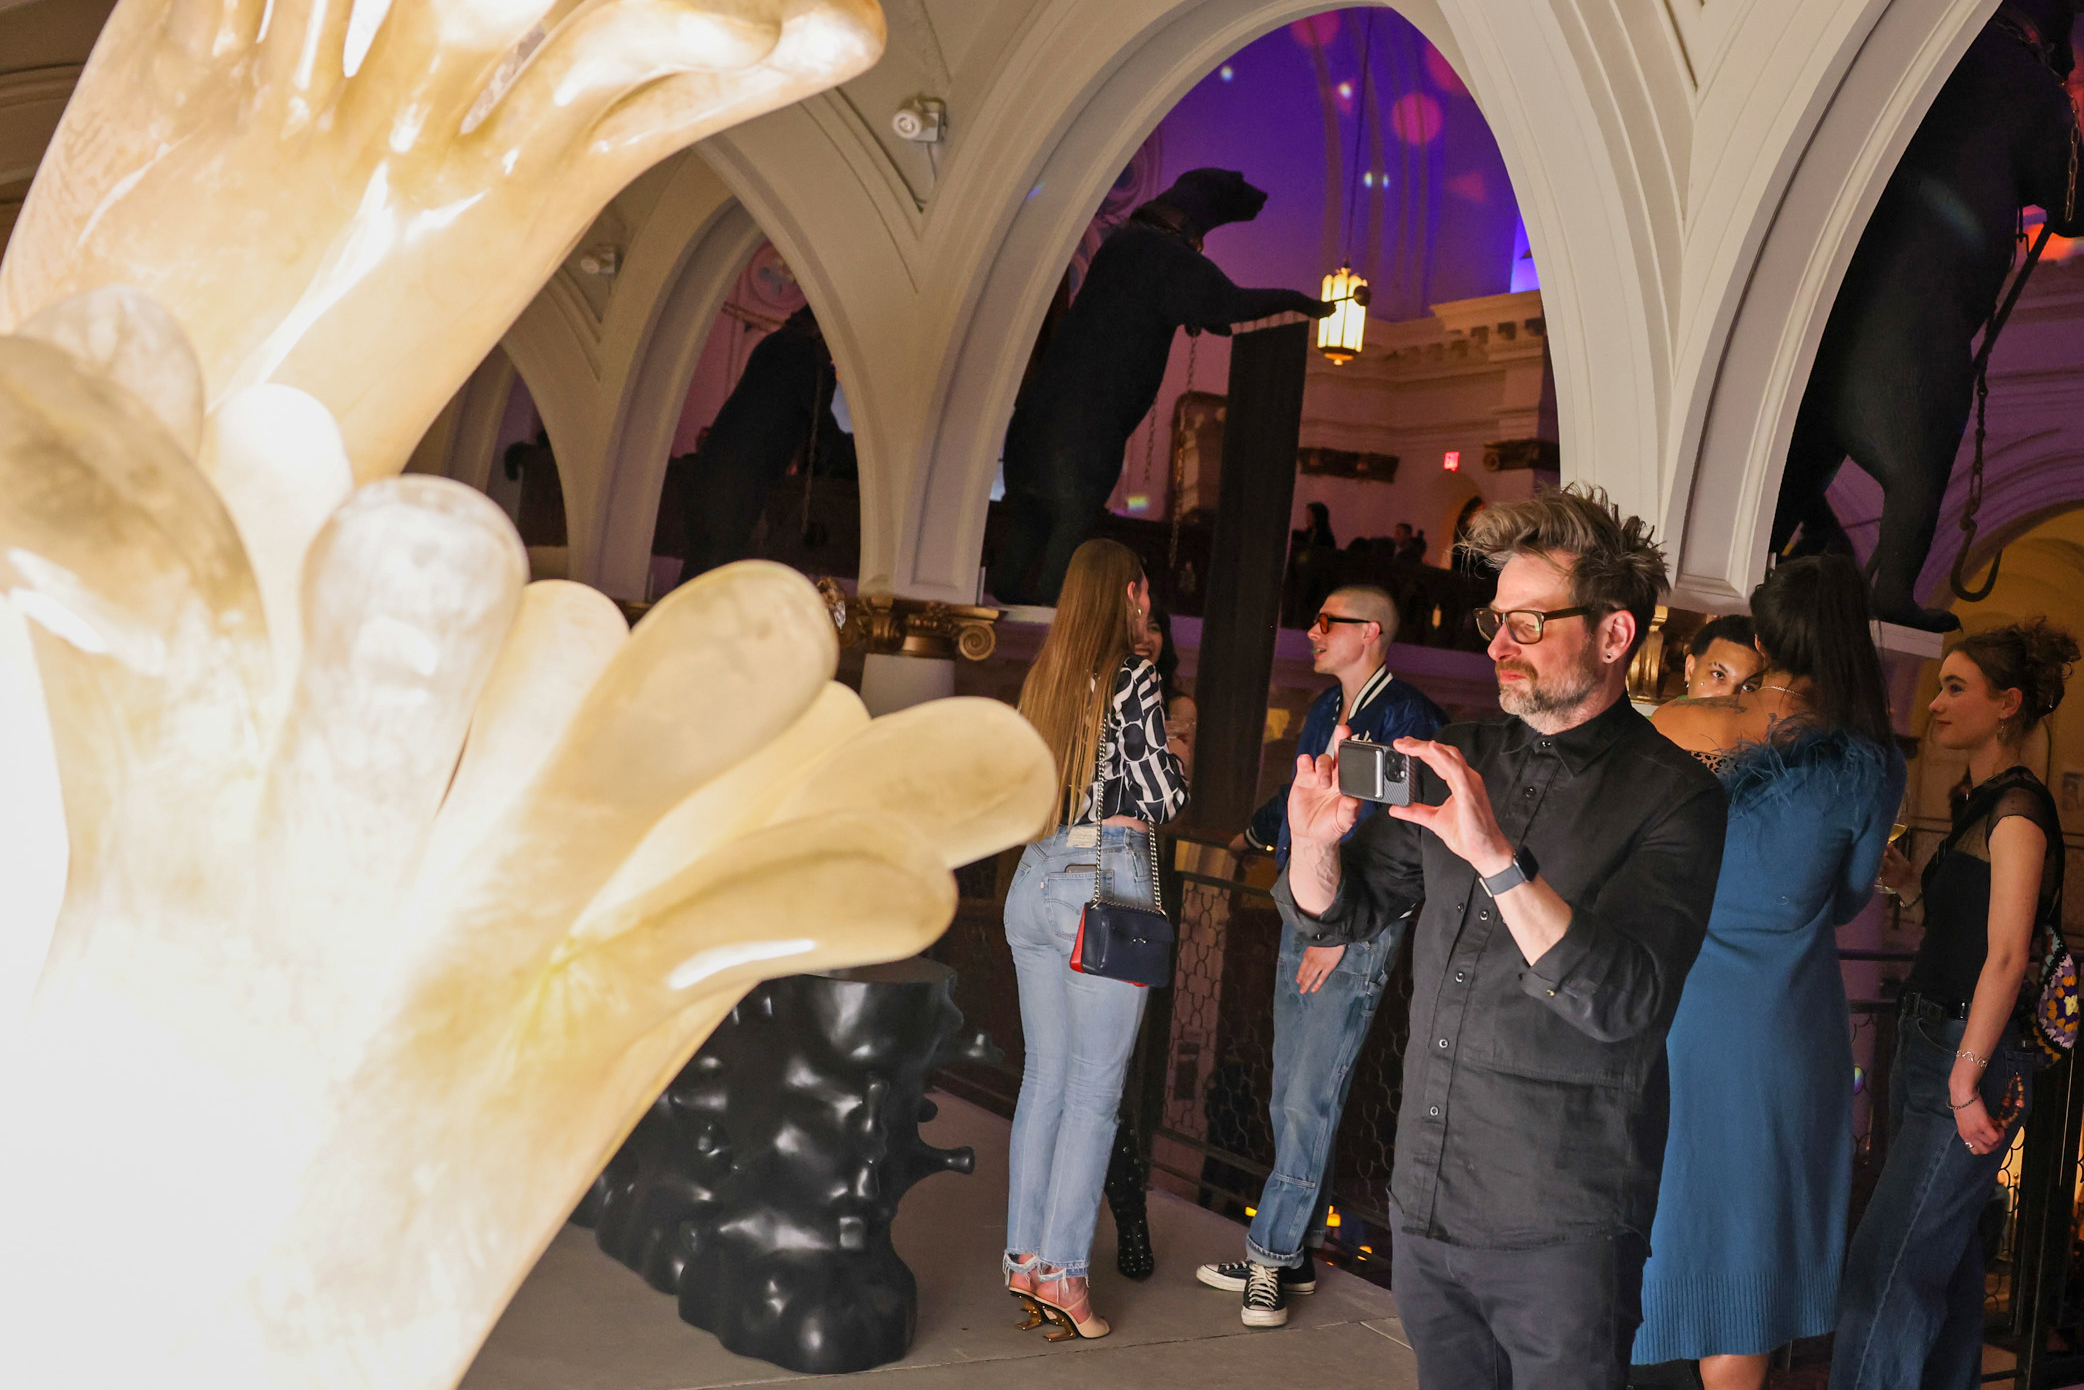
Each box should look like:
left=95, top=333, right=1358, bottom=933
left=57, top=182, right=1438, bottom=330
left=1633, top=555, right=1906, bottom=1390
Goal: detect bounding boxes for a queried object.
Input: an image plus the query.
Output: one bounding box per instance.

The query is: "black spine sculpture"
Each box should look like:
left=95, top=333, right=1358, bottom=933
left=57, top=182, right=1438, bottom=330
left=573, top=959, right=993, bottom=1375
left=990, top=168, right=1332, bottom=606
left=1772, top=0, right=2083, bottom=631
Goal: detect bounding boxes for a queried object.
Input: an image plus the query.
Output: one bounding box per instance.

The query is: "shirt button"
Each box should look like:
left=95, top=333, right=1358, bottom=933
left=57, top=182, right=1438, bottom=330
left=1479, top=910, right=1492, bottom=921
left=1454, top=902, right=1465, bottom=913
left=1437, top=1038, right=1448, bottom=1049
left=1428, top=1106, right=1441, bottom=1117
left=1540, top=740, right=1553, bottom=750
left=1523, top=786, right=1536, bottom=798
left=1454, top=971, right=1467, bottom=983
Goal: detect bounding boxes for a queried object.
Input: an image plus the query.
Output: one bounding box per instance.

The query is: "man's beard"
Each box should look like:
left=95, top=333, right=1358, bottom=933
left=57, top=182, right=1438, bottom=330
left=1496, top=642, right=1604, bottom=720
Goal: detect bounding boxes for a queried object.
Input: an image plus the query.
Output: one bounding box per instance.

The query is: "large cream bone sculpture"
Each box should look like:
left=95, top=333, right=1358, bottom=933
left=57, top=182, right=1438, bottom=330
left=0, top=2, right=1061, bottom=1387
left=0, top=0, right=888, bottom=480
left=0, top=294, right=1055, bottom=1386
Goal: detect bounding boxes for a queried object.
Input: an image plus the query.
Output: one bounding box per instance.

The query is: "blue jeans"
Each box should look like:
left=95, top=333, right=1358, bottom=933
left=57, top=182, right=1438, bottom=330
left=1833, top=1013, right=2034, bottom=1389
left=1245, top=920, right=1393, bottom=1268
left=1004, top=826, right=1154, bottom=1276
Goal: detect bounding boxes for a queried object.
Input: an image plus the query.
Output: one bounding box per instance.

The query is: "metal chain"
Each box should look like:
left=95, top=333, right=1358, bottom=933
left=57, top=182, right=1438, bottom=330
left=1084, top=702, right=1164, bottom=915
left=1953, top=12, right=2084, bottom=601
left=1951, top=218, right=2055, bottom=602
left=1168, top=334, right=1198, bottom=569
left=2067, top=117, right=2078, bottom=226
left=799, top=352, right=825, bottom=544
left=1953, top=365, right=1999, bottom=602
left=1141, top=395, right=1156, bottom=495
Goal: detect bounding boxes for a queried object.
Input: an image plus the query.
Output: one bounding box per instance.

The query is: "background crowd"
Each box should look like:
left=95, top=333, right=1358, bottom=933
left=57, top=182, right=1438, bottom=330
left=990, top=495, right=2076, bottom=1390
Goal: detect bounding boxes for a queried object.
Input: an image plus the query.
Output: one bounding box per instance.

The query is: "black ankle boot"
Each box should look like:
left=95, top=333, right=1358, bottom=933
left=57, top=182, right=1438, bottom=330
left=1114, top=1206, right=1154, bottom=1281
left=1103, top=1118, right=1154, bottom=1280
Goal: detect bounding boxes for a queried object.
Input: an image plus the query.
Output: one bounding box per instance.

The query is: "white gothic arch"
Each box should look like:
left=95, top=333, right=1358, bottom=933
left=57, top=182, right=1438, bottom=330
left=679, top=0, right=1997, bottom=609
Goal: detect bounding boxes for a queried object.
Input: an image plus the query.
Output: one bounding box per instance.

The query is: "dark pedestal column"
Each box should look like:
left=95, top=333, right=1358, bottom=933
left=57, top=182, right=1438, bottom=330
left=1188, top=319, right=1311, bottom=838
left=572, top=958, right=992, bottom=1375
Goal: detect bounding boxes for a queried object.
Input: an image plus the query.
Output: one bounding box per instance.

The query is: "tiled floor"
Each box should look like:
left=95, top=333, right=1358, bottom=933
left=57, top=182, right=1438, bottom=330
left=462, top=1092, right=1416, bottom=1390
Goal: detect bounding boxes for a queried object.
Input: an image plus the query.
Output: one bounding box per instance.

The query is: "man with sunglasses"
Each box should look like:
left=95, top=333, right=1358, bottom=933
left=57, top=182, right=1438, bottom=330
left=1198, top=586, right=1444, bottom=1327
left=1276, top=489, right=1726, bottom=1390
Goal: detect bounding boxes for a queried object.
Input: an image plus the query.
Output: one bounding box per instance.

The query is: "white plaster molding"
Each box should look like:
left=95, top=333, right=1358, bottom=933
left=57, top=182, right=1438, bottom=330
left=478, top=0, right=2013, bottom=620
left=443, top=348, right=519, bottom=494
left=503, top=150, right=746, bottom=595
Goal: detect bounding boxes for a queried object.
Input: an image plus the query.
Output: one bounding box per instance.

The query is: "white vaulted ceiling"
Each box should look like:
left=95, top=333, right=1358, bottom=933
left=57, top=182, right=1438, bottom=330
left=0, top=0, right=2017, bottom=609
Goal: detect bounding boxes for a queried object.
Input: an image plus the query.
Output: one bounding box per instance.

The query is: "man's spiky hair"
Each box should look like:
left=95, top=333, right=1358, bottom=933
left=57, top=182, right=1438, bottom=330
left=1462, top=484, right=1667, bottom=655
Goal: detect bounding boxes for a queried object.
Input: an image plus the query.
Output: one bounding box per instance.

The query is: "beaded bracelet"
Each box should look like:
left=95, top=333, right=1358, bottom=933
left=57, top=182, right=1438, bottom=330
left=1956, top=1048, right=1990, bottom=1070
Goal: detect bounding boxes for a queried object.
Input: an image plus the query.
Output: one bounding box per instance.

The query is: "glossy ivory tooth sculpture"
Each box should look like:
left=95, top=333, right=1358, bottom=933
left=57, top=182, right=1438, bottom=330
left=0, top=8, right=1056, bottom=1384
left=0, top=304, right=1057, bottom=1386
left=0, top=0, right=889, bottom=480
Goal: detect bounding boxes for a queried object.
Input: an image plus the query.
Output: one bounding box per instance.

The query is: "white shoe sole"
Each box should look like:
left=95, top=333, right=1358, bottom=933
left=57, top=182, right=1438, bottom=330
left=1241, top=1304, right=1290, bottom=1328
left=1195, top=1265, right=1316, bottom=1295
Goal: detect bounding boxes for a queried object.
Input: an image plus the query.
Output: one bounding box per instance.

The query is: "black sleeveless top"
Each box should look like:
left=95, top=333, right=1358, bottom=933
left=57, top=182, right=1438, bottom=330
left=1902, top=767, right=2063, bottom=1009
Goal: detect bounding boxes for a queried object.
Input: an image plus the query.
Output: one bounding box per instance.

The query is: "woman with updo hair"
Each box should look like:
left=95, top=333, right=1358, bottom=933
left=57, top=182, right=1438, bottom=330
left=1835, top=619, right=2079, bottom=1388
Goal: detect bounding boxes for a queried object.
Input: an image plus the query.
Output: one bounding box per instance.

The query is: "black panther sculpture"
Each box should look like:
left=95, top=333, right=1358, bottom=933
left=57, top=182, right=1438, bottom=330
left=572, top=960, right=992, bottom=1375
left=677, top=303, right=854, bottom=584
left=1772, top=0, right=2083, bottom=630
left=990, top=169, right=1332, bottom=606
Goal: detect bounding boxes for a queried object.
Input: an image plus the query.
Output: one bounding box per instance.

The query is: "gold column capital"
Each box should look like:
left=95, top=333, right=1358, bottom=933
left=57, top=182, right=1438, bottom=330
left=1626, top=604, right=1709, bottom=705
left=828, top=584, right=1000, bottom=662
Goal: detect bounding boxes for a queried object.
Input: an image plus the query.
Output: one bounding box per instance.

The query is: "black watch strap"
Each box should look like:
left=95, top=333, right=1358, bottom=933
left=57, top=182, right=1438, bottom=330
left=1481, top=844, right=1539, bottom=897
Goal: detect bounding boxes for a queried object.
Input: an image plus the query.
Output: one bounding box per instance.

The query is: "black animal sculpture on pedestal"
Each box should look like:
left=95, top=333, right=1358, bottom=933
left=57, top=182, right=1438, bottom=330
left=572, top=960, right=992, bottom=1375
left=676, top=303, right=854, bottom=584
left=1772, top=0, right=2083, bottom=631
left=989, top=168, right=1333, bottom=606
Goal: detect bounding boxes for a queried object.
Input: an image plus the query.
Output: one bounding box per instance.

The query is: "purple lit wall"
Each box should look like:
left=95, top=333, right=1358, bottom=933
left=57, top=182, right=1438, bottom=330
left=1160, top=11, right=1522, bottom=319
left=1107, top=8, right=1528, bottom=518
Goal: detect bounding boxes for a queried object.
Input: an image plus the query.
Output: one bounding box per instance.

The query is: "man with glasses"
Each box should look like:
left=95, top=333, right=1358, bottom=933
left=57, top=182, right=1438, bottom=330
left=1278, top=489, right=1726, bottom=1389
left=1200, top=585, right=1444, bottom=1327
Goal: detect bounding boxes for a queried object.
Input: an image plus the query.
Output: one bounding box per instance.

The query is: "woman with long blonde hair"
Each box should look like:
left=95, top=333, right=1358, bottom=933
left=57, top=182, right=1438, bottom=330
left=1003, top=539, right=1187, bottom=1341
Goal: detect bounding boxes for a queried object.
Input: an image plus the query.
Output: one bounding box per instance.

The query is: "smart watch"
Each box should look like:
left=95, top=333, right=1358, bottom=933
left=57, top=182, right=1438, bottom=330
left=1480, top=843, right=1540, bottom=898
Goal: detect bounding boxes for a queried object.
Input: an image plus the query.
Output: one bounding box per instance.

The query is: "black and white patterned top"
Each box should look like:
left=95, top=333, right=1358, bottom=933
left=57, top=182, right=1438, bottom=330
left=1077, top=657, right=1190, bottom=826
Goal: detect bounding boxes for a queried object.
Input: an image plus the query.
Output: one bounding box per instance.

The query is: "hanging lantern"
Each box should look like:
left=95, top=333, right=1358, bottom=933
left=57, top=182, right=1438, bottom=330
left=1317, top=264, right=1371, bottom=364
left=1320, top=14, right=1377, bottom=366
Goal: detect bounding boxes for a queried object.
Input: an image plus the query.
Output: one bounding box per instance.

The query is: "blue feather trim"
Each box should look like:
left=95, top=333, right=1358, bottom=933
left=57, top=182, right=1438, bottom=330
left=1716, top=725, right=1892, bottom=814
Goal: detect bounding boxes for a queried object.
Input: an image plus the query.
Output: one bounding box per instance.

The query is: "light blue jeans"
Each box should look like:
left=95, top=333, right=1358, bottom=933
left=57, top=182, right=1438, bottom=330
left=1246, top=919, right=1393, bottom=1267
left=1003, top=825, right=1155, bottom=1277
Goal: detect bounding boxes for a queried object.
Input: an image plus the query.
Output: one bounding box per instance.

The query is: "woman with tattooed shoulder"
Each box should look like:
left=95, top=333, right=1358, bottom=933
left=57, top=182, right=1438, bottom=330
left=1633, top=556, right=1905, bottom=1390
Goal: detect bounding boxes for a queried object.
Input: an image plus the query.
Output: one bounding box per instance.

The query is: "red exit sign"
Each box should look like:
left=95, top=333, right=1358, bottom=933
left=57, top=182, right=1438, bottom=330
left=1442, top=450, right=1461, bottom=471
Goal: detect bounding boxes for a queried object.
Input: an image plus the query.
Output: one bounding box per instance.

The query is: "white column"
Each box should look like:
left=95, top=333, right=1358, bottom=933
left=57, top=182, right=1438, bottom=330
left=859, top=652, right=955, bottom=717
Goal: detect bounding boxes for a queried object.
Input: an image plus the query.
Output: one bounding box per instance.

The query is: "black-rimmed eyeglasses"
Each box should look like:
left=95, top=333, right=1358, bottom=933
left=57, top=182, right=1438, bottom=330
left=1309, top=613, right=1375, bottom=636
left=1473, top=606, right=1593, bottom=644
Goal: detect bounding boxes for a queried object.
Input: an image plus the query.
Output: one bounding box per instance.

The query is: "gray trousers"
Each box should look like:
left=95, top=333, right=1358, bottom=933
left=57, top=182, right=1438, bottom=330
left=1391, top=1226, right=1648, bottom=1390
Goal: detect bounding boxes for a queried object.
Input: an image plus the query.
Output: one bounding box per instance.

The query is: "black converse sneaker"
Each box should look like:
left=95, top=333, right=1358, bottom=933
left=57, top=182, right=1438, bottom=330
left=1194, top=1252, right=1317, bottom=1296
left=1240, top=1261, right=1289, bottom=1327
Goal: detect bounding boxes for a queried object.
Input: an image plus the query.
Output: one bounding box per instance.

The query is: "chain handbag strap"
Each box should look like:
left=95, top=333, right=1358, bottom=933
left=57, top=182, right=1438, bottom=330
left=1085, top=681, right=1165, bottom=915
left=1090, top=826, right=1165, bottom=914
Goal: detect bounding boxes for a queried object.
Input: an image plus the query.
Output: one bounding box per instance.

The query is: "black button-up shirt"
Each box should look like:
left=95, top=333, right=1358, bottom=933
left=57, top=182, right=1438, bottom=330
left=1274, top=696, right=1726, bottom=1248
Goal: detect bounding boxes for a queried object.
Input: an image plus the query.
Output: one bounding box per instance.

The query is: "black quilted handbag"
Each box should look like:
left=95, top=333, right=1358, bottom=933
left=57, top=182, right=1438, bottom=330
left=1070, top=826, right=1173, bottom=989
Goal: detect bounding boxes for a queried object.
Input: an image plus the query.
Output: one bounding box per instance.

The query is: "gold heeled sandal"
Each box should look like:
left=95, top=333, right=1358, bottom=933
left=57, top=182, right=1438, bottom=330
left=1007, top=1257, right=1047, bottom=1330
left=1031, top=1269, right=1111, bottom=1341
